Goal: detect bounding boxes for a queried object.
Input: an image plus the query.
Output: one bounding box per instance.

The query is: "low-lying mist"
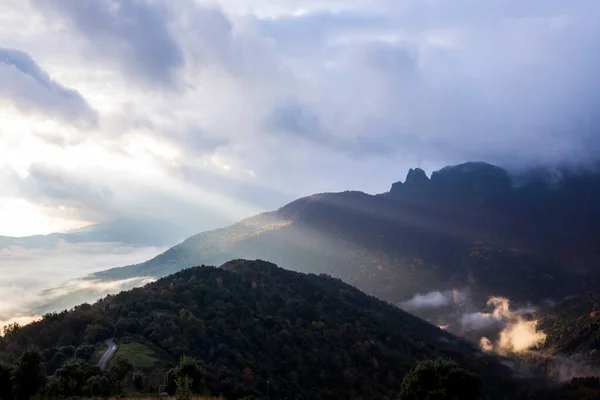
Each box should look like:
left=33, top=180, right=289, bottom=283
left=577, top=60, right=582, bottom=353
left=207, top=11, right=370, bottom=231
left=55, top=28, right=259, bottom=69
left=400, top=290, right=545, bottom=353
left=400, top=289, right=600, bottom=381
left=0, top=240, right=163, bottom=332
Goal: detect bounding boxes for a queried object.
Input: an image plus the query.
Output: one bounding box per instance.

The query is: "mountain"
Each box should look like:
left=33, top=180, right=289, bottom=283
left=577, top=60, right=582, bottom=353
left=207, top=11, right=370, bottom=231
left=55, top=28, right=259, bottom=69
left=76, top=162, right=600, bottom=311
left=0, top=260, right=532, bottom=399
left=0, top=217, right=193, bottom=249
left=63, top=217, right=195, bottom=246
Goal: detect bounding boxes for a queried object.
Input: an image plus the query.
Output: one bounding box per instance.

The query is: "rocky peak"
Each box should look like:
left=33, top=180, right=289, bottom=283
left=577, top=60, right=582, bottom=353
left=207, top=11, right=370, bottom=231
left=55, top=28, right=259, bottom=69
left=405, top=168, right=430, bottom=187
left=389, top=168, right=430, bottom=195
left=389, top=162, right=514, bottom=201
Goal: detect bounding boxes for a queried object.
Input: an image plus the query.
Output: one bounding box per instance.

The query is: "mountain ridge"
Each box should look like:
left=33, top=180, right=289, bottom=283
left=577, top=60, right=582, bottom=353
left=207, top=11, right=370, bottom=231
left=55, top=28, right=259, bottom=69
left=0, top=217, right=193, bottom=248
left=41, top=161, right=600, bottom=320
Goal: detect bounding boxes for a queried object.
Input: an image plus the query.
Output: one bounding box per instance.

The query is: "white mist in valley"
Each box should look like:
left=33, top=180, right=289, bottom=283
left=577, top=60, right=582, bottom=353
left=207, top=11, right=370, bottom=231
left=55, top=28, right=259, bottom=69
left=401, top=289, right=600, bottom=382
left=0, top=240, right=163, bottom=333
left=400, top=290, right=546, bottom=354
left=474, top=297, right=547, bottom=353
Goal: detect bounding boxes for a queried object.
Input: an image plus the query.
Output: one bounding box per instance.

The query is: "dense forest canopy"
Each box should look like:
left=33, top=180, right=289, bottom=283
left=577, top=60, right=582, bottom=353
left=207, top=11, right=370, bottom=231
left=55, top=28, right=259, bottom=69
left=1, top=260, right=528, bottom=399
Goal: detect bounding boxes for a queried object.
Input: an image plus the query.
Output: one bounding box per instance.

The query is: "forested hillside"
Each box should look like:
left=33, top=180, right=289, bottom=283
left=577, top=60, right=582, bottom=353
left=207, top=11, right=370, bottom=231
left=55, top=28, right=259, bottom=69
left=537, top=292, right=600, bottom=360
left=1, top=260, right=527, bottom=399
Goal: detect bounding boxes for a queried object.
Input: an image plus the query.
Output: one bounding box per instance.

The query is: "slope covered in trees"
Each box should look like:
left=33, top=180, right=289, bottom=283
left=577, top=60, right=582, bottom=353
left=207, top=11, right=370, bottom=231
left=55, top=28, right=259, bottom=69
left=1, top=260, right=527, bottom=399
left=536, top=292, right=600, bottom=360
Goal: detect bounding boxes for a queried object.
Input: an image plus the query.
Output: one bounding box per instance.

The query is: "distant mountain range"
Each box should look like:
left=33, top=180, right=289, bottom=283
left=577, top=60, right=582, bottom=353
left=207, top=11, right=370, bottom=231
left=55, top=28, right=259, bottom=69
left=0, top=217, right=194, bottom=249
left=40, top=161, right=600, bottom=318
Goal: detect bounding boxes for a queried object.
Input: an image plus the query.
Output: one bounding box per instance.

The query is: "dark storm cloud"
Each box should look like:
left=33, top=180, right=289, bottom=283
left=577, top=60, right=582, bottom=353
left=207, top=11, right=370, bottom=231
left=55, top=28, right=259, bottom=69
left=266, top=101, right=324, bottom=142
left=254, top=2, right=600, bottom=169
left=34, top=0, right=183, bottom=87
left=265, top=101, right=395, bottom=157
left=0, top=48, right=96, bottom=123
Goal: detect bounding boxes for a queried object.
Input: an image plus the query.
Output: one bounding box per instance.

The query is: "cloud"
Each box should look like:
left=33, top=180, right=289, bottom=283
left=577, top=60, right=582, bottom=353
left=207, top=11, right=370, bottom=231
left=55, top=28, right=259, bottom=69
left=14, top=164, right=115, bottom=221
left=400, top=291, right=547, bottom=354
left=460, top=312, right=505, bottom=333
left=400, top=290, right=455, bottom=310
left=34, top=0, right=183, bottom=87
left=3, top=161, right=256, bottom=237
left=0, top=0, right=599, bottom=238
left=39, top=276, right=156, bottom=303
left=250, top=1, right=600, bottom=167
left=0, top=48, right=96, bottom=123
left=457, top=296, right=547, bottom=353
left=0, top=240, right=164, bottom=323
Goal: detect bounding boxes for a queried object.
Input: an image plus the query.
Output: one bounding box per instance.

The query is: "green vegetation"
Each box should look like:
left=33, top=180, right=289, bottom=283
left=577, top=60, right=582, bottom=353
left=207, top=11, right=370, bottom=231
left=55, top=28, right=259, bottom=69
left=111, top=338, right=159, bottom=369
left=536, top=292, right=600, bottom=359
left=11, top=349, right=46, bottom=400
left=163, top=356, right=204, bottom=395
left=398, top=358, right=482, bottom=400
left=0, top=260, right=523, bottom=399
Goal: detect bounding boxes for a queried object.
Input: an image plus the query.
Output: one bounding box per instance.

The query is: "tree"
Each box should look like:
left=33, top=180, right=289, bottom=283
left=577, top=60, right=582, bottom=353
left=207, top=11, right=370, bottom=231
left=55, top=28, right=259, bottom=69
left=398, top=358, right=482, bottom=400
left=47, top=351, right=68, bottom=375
left=108, top=355, right=133, bottom=391
left=163, top=356, right=204, bottom=395
left=75, top=344, right=96, bottom=361
left=0, top=362, right=13, bottom=400
left=46, top=360, right=103, bottom=398
left=176, top=376, right=193, bottom=400
left=2, top=322, right=20, bottom=337
left=85, top=375, right=111, bottom=397
left=133, top=371, right=146, bottom=391
left=57, top=331, right=77, bottom=347
left=11, top=348, right=47, bottom=400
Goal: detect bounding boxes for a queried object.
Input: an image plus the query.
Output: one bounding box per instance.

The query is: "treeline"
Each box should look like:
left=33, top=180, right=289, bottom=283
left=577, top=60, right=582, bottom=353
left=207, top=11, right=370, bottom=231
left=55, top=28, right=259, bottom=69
left=0, top=349, right=486, bottom=400
left=2, top=345, right=600, bottom=400
left=0, top=347, right=134, bottom=399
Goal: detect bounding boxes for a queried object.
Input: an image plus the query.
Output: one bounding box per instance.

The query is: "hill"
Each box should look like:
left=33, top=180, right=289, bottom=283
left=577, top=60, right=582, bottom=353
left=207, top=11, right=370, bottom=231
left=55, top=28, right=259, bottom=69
left=0, top=260, right=526, bottom=399
left=75, top=162, right=600, bottom=310
left=536, top=292, right=600, bottom=361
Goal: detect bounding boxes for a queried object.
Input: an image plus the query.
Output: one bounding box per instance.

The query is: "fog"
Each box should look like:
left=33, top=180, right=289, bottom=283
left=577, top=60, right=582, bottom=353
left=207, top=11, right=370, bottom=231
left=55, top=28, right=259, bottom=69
left=0, top=240, right=163, bottom=329
left=400, top=290, right=547, bottom=354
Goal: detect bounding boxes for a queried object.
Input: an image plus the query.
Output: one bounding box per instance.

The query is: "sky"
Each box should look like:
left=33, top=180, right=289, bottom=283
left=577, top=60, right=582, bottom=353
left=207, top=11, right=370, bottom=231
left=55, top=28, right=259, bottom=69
left=1, top=0, right=600, bottom=238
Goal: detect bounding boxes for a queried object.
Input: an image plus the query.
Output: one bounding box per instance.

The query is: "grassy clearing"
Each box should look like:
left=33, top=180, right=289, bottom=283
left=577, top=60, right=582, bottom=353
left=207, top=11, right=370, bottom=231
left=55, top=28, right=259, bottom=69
left=111, top=338, right=158, bottom=369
